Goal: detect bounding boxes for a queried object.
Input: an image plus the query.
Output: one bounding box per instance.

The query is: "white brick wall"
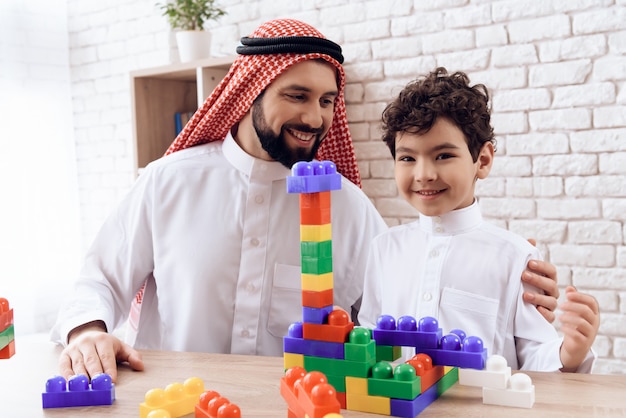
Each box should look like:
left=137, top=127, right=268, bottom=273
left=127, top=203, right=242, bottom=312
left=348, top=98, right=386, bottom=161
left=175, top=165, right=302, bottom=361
left=63, top=0, right=626, bottom=374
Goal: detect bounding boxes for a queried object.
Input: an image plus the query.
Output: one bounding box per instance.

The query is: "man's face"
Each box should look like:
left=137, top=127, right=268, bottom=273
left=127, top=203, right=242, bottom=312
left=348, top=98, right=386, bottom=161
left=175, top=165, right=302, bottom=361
left=251, top=60, right=338, bottom=168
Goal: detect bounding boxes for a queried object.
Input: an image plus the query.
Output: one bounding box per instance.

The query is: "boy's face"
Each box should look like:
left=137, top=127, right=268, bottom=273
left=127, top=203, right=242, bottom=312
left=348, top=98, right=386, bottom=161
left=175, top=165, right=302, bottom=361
left=394, top=117, right=493, bottom=217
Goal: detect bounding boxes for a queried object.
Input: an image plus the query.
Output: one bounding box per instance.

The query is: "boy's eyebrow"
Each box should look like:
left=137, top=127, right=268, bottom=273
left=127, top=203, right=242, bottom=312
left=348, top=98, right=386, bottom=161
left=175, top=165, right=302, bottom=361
left=395, top=142, right=461, bottom=154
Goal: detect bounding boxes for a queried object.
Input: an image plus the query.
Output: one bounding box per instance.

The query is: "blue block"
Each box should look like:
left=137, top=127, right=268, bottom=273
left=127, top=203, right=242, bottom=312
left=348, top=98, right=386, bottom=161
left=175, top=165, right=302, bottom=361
left=390, top=368, right=458, bottom=417
left=372, top=315, right=441, bottom=349
left=286, top=161, right=342, bottom=193
left=283, top=322, right=344, bottom=359
left=419, top=334, right=487, bottom=370
left=303, top=305, right=333, bottom=324
left=42, top=374, right=115, bottom=408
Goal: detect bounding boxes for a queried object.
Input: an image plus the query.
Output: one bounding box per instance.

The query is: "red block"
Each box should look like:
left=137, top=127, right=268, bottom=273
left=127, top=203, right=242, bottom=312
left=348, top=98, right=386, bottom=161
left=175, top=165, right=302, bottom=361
left=280, top=367, right=341, bottom=418
left=303, top=310, right=354, bottom=343
left=302, top=289, right=334, bottom=308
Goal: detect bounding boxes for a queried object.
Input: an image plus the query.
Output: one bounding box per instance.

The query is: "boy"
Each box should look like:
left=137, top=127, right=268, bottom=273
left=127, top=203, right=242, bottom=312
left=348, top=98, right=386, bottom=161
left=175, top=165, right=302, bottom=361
left=358, top=67, right=599, bottom=372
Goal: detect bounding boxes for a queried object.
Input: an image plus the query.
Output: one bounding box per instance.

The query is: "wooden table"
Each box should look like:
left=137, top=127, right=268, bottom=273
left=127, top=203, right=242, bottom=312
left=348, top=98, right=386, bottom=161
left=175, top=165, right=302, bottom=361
left=1, top=337, right=625, bottom=417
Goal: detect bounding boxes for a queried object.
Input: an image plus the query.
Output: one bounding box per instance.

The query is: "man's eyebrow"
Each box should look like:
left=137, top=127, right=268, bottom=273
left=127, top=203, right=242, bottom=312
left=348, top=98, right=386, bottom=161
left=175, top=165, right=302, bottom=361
left=281, top=84, right=338, bottom=96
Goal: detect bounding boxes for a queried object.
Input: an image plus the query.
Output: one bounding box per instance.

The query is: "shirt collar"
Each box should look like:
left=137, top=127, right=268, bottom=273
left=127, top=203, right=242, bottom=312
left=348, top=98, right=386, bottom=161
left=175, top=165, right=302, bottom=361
left=222, top=130, right=292, bottom=182
left=418, top=199, right=483, bottom=235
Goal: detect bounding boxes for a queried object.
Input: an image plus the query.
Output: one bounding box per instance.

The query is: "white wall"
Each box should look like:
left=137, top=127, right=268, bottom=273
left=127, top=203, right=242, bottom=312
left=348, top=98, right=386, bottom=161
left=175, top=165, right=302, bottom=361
left=16, top=0, right=626, bottom=373
left=0, top=0, right=81, bottom=335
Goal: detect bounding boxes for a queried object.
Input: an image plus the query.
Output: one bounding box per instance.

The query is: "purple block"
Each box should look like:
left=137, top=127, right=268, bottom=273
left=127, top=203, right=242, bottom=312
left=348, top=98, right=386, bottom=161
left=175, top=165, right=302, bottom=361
left=286, top=161, right=342, bottom=193
left=283, top=321, right=344, bottom=359
left=302, top=305, right=333, bottom=324
left=419, top=334, right=487, bottom=369
left=42, top=373, right=115, bottom=408
left=390, top=379, right=439, bottom=417
left=372, top=315, right=442, bottom=349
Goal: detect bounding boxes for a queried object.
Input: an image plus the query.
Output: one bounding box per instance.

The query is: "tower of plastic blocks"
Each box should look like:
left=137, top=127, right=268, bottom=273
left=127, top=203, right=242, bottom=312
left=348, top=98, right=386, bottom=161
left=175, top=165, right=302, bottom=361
left=281, top=161, right=463, bottom=417
left=0, top=297, right=15, bottom=359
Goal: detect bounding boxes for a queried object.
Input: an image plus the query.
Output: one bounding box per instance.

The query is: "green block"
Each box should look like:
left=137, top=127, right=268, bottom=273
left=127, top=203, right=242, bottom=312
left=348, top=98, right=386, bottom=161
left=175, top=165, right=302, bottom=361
left=301, top=256, right=333, bottom=274
left=368, top=362, right=421, bottom=400
left=0, top=324, right=15, bottom=350
left=304, top=355, right=374, bottom=378
left=301, top=240, right=332, bottom=258
left=437, top=367, right=459, bottom=395
left=376, top=344, right=402, bottom=362
left=345, top=339, right=376, bottom=362
left=325, top=373, right=346, bottom=392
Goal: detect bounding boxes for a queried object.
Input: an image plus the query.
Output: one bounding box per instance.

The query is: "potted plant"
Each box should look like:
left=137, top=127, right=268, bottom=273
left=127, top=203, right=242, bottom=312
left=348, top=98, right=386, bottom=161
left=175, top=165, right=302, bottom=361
left=158, top=0, right=227, bottom=62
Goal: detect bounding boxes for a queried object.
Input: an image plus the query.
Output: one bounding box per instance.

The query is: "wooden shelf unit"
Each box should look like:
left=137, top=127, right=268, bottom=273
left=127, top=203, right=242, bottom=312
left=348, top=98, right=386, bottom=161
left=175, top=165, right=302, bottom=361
left=130, top=56, right=235, bottom=171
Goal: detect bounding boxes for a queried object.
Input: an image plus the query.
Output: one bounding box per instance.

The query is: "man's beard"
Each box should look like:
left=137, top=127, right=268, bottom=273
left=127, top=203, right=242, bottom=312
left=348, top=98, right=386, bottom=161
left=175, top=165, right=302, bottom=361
left=252, top=99, right=325, bottom=168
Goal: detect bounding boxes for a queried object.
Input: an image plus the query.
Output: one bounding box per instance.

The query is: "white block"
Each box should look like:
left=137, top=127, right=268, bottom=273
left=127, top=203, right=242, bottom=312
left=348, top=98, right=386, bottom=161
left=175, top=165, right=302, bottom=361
left=482, top=373, right=535, bottom=408
left=459, top=355, right=511, bottom=389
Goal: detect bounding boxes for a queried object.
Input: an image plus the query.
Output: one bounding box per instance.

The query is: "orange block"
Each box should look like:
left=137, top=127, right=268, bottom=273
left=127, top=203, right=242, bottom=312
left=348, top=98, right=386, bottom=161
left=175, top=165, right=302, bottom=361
left=300, top=207, right=331, bottom=225
left=303, top=310, right=354, bottom=343
left=407, top=353, right=445, bottom=392
left=302, top=289, right=334, bottom=308
left=0, top=339, right=15, bottom=359
left=300, top=192, right=331, bottom=209
left=281, top=367, right=341, bottom=418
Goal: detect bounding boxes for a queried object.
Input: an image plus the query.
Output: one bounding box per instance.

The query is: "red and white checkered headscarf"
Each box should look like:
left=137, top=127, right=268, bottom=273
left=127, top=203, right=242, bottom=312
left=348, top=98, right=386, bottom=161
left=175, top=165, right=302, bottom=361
left=165, top=18, right=361, bottom=187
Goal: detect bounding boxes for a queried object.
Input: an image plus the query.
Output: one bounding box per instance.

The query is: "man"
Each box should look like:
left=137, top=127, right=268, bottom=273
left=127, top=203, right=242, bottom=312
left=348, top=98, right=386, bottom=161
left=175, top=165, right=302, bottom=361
left=51, top=19, right=560, bottom=383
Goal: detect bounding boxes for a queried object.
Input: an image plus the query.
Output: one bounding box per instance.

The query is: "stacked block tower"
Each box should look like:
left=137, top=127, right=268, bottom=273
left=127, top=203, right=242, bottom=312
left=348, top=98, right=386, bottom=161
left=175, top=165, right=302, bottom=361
left=283, top=162, right=462, bottom=416
left=282, top=161, right=533, bottom=416
left=0, top=297, right=15, bottom=359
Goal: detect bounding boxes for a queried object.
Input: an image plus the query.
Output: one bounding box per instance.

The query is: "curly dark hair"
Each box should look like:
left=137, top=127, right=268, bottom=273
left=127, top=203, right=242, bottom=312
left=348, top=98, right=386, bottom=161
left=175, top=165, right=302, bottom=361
left=381, top=67, right=496, bottom=161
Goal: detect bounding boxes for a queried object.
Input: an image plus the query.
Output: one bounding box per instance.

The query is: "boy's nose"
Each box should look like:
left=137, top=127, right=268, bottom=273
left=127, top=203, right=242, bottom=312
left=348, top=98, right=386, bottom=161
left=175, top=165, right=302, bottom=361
left=414, top=161, right=437, bottom=182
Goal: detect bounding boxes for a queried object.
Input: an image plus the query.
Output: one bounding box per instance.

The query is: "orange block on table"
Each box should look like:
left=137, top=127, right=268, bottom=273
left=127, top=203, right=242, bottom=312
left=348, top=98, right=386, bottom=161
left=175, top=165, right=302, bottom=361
left=407, top=353, right=445, bottom=392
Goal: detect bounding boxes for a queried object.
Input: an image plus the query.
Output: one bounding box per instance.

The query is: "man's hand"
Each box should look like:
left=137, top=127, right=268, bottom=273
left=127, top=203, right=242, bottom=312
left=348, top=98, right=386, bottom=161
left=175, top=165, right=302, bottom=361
left=522, top=239, right=560, bottom=323
left=559, top=286, right=599, bottom=371
left=59, top=322, right=144, bottom=383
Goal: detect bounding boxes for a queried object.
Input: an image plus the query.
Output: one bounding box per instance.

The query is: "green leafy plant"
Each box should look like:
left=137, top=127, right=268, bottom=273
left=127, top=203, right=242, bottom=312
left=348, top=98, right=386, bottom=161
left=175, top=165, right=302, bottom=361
left=158, top=0, right=226, bottom=31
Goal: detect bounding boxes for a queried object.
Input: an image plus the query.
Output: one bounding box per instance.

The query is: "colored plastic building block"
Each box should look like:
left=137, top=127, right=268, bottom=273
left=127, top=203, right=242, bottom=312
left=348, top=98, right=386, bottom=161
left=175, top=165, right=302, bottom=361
left=459, top=354, right=511, bottom=389
left=284, top=322, right=345, bottom=359
left=376, top=344, right=402, bottom=362
left=302, top=289, right=334, bottom=308
left=300, top=224, right=332, bottom=241
left=482, top=372, right=535, bottom=408
left=280, top=367, right=341, bottom=418
left=287, top=161, right=342, bottom=194
left=0, top=297, right=15, bottom=359
left=195, top=390, right=241, bottom=418
left=406, top=353, right=445, bottom=392
left=0, top=297, right=13, bottom=331
left=389, top=366, right=458, bottom=417
left=42, top=373, right=115, bottom=408
left=303, top=305, right=333, bottom=324
left=372, top=315, right=441, bottom=349
left=302, top=272, right=333, bottom=292
left=419, top=333, right=488, bottom=370
left=303, top=310, right=354, bottom=343
left=139, top=377, right=205, bottom=418
left=367, top=362, right=421, bottom=400
left=344, top=328, right=376, bottom=362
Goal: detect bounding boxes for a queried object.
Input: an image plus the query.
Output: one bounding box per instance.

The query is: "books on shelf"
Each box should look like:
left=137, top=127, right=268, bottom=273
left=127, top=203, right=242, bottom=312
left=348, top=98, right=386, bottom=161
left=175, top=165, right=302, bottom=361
left=175, top=111, right=196, bottom=136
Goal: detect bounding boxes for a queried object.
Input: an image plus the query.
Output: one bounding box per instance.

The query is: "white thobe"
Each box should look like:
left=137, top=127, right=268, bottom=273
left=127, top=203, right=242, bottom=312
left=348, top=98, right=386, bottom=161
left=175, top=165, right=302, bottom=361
left=51, top=133, right=387, bottom=356
left=359, top=201, right=594, bottom=372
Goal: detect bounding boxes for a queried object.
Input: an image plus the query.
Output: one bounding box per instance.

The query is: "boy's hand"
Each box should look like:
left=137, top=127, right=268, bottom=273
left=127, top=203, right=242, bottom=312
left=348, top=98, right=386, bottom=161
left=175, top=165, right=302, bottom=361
left=522, top=239, right=560, bottom=323
left=558, top=286, right=600, bottom=371
left=59, top=325, right=144, bottom=383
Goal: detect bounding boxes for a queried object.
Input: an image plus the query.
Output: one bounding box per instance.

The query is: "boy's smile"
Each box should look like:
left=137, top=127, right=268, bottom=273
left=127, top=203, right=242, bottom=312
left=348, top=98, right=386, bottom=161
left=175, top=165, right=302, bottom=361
left=394, top=117, right=493, bottom=217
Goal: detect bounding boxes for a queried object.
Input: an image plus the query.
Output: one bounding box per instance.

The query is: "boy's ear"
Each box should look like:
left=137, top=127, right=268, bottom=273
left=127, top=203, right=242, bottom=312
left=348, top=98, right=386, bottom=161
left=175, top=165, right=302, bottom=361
left=476, top=142, right=494, bottom=180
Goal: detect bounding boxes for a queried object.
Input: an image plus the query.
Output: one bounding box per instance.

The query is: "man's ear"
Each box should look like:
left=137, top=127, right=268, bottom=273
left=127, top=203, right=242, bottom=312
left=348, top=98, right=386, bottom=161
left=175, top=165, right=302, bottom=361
left=476, top=141, right=494, bottom=180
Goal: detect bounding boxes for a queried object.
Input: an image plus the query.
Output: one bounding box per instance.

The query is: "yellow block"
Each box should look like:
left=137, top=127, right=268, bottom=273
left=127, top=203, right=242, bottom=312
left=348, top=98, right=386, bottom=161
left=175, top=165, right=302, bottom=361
left=283, top=353, right=304, bottom=370
left=301, top=273, right=333, bottom=292
left=300, top=224, right=332, bottom=241
left=346, top=393, right=390, bottom=415
left=345, top=376, right=368, bottom=395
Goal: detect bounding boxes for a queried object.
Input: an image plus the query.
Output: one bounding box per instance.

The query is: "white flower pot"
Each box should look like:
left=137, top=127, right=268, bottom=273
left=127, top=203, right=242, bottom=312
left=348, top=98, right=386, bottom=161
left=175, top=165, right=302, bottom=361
left=176, top=30, right=212, bottom=62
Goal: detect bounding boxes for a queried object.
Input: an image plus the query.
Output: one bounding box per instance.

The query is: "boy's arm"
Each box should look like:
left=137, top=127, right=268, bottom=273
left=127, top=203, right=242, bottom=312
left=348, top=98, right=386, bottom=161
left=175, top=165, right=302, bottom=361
left=558, top=286, right=600, bottom=372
